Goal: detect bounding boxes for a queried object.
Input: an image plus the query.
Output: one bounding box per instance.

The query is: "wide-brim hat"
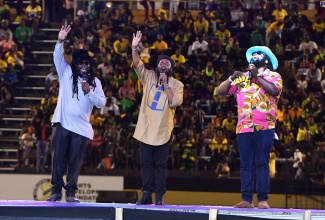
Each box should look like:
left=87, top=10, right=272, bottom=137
left=246, top=46, right=278, bottom=70
left=72, top=49, right=92, bottom=63
left=157, top=55, right=174, bottom=69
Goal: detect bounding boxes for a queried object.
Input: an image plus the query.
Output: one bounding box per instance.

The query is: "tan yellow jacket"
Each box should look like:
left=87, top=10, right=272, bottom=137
left=133, top=60, right=184, bottom=146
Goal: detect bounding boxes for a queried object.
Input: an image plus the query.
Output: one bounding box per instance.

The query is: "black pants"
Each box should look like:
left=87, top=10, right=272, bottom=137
left=139, top=0, right=155, bottom=19
left=51, top=123, right=88, bottom=196
left=140, top=141, right=170, bottom=195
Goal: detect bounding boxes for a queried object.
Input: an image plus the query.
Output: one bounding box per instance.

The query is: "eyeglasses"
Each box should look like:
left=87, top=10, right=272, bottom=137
left=78, top=61, right=91, bottom=66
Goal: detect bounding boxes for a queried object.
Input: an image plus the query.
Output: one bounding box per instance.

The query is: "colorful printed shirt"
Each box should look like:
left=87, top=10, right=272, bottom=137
left=228, top=69, right=282, bottom=134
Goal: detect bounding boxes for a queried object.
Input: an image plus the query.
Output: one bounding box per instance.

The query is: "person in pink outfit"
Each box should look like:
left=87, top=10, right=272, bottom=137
left=218, top=46, right=283, bottom=209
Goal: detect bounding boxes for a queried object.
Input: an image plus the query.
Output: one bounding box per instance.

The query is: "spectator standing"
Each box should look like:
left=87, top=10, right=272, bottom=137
left=0, top=0, right=10, bottom=21
left=15, top=19, right=32, bottom=56
left=35, top=118, right=52, bottom=173
left=26, top=0, right=42, bottom=32
left=0, top=33, right=15, bottom=54
left=0, top=19, right=12, bottom=40
left=272, top=4, right=288, bottom=22
left=45, top=65, right=59, bottom=93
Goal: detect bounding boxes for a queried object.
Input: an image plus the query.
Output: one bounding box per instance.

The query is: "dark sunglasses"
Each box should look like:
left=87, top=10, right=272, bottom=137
left=78, top=61, right=91, bottom=66
left=252, top=52, right=265, bottom=56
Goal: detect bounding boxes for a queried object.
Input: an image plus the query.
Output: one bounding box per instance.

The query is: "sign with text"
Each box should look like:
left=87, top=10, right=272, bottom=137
left=0, top=174, right=123, bottom=203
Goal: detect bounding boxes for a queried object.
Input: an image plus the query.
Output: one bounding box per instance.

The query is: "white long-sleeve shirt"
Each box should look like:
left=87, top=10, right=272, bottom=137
left=51, top=42, right=106, bottom=139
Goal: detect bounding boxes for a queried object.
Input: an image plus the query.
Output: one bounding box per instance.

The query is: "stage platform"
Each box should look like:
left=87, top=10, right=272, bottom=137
left=0, top=200, right=325, bottom=220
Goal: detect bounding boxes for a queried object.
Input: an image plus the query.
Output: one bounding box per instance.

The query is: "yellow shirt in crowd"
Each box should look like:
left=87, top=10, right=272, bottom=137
left=26, top=5, right=42, bottom=17
left=215, top=29, right=231, bottom=41
left=272, top=9, right=287, bottom=21
left=312, top=22, right=325, bottom=33
left=222, top=118, right=236, bottom=132
left=194, top=19, right=209, bottom=34
left=113, top=39, right=130, bottom=53
left=152, top=40, right=168, bottom=51
left=171, top=54, right=186, bottom=64
left=266, top=21, right=284, bottom=33
left=209, top=138, right=228, bottom=154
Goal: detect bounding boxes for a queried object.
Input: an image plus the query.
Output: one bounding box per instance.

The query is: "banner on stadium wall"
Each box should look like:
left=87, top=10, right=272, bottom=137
left=0, top=174, right=124, bottom=202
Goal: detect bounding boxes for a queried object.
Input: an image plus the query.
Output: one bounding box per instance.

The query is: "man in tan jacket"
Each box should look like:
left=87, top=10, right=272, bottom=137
left=131, top=31, right=184, bottom=205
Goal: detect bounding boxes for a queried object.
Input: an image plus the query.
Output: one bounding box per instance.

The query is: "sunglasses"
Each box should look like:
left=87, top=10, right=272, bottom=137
left=252, top=52, right=265, bottom=56
left=77, top=61, right=91, bottom=66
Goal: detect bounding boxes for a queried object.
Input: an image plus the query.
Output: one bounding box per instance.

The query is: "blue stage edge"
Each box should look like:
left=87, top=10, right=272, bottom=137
left=0, top=200, right=324, bottom=220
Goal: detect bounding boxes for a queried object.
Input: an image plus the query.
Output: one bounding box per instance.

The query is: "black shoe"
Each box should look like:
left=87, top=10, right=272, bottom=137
left=155, top=194, right=165, bottom=205
left=46, top=193, right=62, bottom=202
left=66, top=196, right=80, bottom=203
left=136, top=191, right=153, bottom=205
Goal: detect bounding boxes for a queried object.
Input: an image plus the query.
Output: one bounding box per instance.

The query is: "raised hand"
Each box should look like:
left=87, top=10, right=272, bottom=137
left=132, top=31, right=142, bottom=49
left=58, top=25, right=71, bottom=42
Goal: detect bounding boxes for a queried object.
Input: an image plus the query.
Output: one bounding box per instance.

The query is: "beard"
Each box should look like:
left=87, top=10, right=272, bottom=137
left=157, top=66, right=171, bottom=77
left=250, top=57, right=266, bottom=68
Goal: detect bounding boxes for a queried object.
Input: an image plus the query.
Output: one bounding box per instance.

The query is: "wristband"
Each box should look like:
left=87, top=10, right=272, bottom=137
left=132, top=47, right=138, bottom=51
left=228, top=76, right=234, bottom=83
left=165, top=85, right=172, bottom=89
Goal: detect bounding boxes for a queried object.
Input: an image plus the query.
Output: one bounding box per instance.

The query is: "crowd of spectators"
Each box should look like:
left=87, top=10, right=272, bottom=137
left=1, top=1, right=325, bottom=181
left=0, top=0, right=38, bottom=113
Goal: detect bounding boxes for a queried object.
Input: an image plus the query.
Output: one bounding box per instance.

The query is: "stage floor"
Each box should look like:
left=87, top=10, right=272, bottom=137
left=0, top=200, right=324, bottom=220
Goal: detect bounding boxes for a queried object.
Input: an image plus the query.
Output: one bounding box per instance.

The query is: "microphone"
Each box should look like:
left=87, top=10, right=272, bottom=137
left=82, top=74, right=89, bottom=95
left=160, top=68, right=166, bottom=89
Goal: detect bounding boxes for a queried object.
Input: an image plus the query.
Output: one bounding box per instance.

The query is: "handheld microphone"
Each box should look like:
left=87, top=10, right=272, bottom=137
left=160, top=68, right=166, bottom=89
left=82, top=74, right=89, bottom=95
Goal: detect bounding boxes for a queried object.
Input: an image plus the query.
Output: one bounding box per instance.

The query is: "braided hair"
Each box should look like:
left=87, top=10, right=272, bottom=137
left=70, top=49, right=97, bottom=100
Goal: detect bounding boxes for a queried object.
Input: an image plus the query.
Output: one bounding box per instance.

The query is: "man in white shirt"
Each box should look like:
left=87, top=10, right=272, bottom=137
left=100, top=98, right=120, bottom=117
left=106, top=90, right=118, bottom=105
left=45, top=64, right=59, bottom=92
left=189, top=34, right=209, bottom=68
left=46, top=25, right=106, bottom=203
left=298, top=35, right=318, bottom=54
left=191, top=35, right=208, bottom=55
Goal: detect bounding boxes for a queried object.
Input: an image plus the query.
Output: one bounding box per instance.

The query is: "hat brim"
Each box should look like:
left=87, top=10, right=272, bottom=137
left=246, top=46, right=278, bottom=70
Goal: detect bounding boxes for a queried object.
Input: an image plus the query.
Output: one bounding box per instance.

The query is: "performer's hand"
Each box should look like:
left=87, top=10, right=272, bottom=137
left=230, top=71, right=243, bottom=81
left=82, top=81, right=90, bottom=94
left=58, top=25, right=71, bottom=42
left=159, top=72, right=168, bottom=87
left=247, top=64, right=258, bottom=78
left=132, top=31, right=142, bottom=49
